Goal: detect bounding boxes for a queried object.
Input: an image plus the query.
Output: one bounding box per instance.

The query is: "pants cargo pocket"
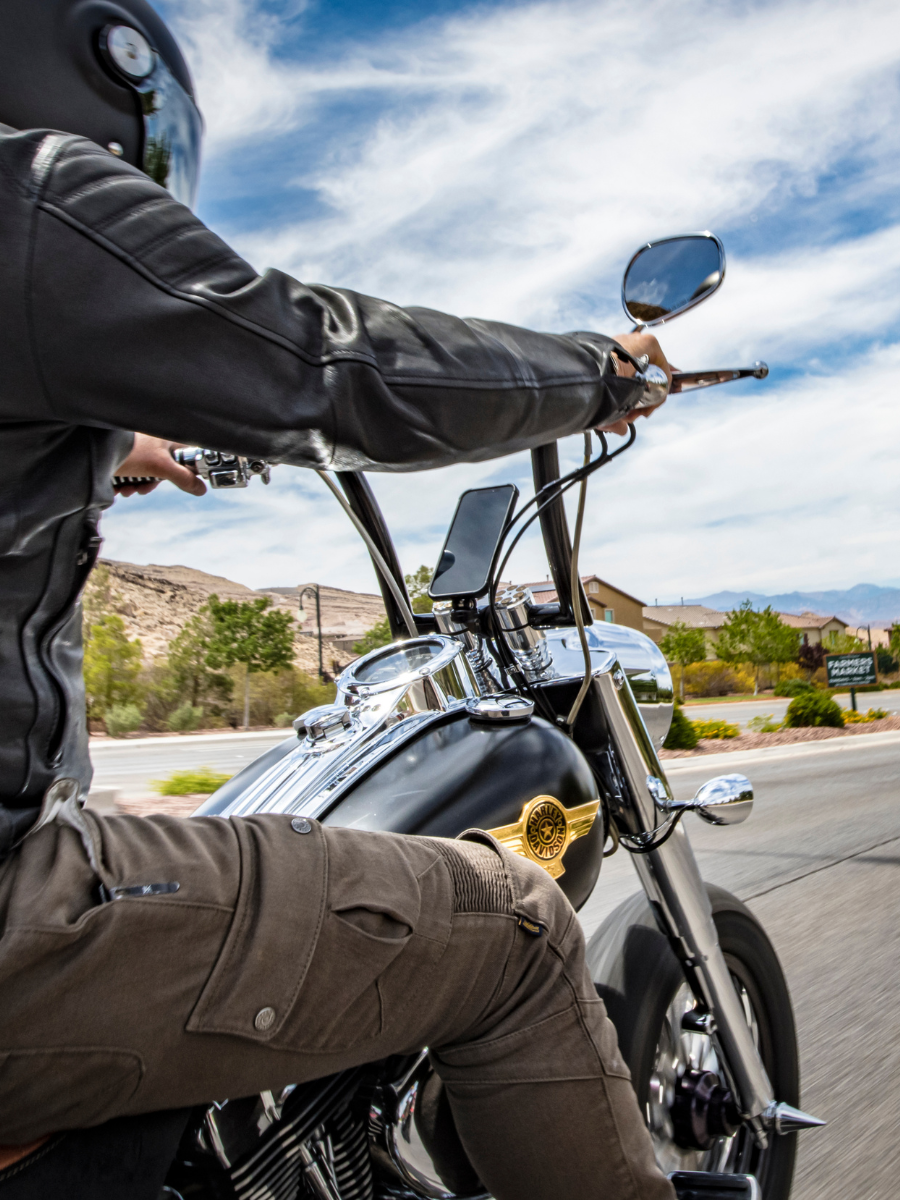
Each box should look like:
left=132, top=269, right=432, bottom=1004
left=269, top=827, right=434, bottom=1054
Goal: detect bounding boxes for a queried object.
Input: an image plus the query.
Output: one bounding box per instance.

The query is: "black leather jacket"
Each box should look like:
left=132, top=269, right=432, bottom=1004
left=0, top=124, right=642, bottom=846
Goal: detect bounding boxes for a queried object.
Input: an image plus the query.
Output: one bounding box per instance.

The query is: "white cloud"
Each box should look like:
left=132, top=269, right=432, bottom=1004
left=184, top=0, right=900, bottom=330
left=105, top=0, right=900, bottom=599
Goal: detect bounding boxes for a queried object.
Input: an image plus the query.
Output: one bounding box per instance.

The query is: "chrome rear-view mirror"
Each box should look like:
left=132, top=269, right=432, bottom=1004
left=654, top=773, right=753, bottom=825
left=690, top=774, right=753, bottom=825
left=622, top=233, right=725, bottom=326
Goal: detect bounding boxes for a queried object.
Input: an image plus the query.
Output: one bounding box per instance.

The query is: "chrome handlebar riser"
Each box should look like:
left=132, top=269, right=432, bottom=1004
left=495, top=587, right=553, bottom=681
left=592, top=660, right=776, bottom=1121
left=432, top=601, right=503, bottom=693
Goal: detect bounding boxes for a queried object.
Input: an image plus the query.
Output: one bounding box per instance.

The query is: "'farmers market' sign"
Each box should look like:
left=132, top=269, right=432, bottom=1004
left=825, top=652, right=877, bottom=688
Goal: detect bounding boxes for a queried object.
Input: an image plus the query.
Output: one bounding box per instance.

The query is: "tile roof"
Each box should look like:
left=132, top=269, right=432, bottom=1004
left=641, top=605, right=726, bottom=629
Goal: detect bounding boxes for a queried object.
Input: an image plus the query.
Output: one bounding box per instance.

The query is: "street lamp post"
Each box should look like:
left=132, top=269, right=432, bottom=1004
left=299, top=584, right=324, bottom=681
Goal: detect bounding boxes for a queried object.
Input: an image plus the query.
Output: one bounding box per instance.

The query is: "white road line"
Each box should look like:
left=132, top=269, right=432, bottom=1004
left=89, top=730, right=292, bottom=752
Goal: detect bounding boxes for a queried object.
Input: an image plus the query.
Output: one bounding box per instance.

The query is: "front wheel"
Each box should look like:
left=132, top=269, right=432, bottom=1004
left=587, top=885, right=799, bottom=1200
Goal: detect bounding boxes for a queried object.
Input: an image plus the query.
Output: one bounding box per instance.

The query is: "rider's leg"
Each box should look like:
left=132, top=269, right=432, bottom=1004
left=426, top=836, right=673, bottom=1200
left=0, top=813, right=673, bottom=1200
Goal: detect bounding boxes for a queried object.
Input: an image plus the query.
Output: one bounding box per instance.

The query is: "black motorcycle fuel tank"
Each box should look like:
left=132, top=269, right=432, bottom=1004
left=320, top=710, right=604, bottom=911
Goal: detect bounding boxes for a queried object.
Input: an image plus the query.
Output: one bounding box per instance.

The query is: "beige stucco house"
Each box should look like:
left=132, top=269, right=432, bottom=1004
left=642, top=605, right=726, bottom=658
left=519, top=575, right=646, bottom=632
left=641, top=605, right=848, bottom=659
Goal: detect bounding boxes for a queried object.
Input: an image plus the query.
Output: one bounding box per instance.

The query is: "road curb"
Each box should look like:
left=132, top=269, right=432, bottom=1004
left=664, top=728, right=900, bottom=772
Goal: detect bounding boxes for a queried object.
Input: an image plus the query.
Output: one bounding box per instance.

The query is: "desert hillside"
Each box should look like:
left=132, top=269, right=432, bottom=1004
left=93, top=559, right=386, bottom=675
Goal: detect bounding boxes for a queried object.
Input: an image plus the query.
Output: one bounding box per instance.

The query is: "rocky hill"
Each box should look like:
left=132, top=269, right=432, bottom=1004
left=92, top=559, right=386, bottom=676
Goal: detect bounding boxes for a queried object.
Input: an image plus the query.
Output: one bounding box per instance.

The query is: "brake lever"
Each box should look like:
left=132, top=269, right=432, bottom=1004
left=670, top=362, right=768, bottom=393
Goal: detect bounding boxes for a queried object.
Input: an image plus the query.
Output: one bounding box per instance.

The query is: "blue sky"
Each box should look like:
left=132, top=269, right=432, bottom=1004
left=103, top=0, right=900, bottom=601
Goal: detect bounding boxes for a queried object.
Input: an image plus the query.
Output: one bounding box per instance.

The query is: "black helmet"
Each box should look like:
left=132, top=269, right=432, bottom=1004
left=0, top=0, right=202, bottom=208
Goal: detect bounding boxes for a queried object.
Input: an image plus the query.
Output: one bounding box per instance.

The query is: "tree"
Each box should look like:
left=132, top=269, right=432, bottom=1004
left=167, top=608, right=232, bottom=711
left=405, top=565, right=434, bottom=614
left=205, top=595, right=295, bottom=728
left=658, top=621, right=708, bottom=700
left=83, top=615, right=143, bottom=722
left=798, top=639, right=826, bottom=679
left=822, top=630, right=866, bottom=655
left=716, top=601, right=800, bottom=694
left=353, top=617, right=392, bottom=656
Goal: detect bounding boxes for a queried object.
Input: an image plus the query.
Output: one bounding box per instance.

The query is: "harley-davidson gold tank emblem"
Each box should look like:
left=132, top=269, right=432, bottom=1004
left=486, top=795, right=600, bottom=879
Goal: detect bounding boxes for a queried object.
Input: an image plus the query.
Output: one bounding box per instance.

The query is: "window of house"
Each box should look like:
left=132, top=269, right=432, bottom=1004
left=604, top=609, right=614, bottom=622
left=588, top=581, right=599, bottom=593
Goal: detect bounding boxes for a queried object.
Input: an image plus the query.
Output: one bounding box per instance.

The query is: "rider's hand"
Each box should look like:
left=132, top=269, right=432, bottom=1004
left=114, top=434, right=207, bottom=497
left=596, top=331, right=674, bottom=437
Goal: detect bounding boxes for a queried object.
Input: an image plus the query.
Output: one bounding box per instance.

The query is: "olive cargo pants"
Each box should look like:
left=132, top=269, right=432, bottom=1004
left=0, top=809, right=673, bottom=1200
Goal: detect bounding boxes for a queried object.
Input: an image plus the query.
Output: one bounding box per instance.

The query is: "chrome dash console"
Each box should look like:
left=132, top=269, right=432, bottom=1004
left=201, top=636, right=477, bottom=821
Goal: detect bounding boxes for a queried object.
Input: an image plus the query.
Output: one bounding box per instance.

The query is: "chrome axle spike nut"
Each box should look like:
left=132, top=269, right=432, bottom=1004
left=764, top=1101, right=826, bottom=1134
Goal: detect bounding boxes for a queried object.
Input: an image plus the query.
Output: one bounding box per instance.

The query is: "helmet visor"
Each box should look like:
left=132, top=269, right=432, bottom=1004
left=134, top=56, right=202, bottom=208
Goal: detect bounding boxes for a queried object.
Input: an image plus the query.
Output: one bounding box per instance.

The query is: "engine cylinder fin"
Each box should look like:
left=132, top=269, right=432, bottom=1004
left=329, top=1103, right=373, bottom=1200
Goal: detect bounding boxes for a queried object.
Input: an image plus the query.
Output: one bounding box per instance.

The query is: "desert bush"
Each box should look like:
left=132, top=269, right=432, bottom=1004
left=747, top=713, right=783, bottom=733
left=682, top=661, right=754, bottom=697
left=784, top=692, right=844, bottom=728
left=774, top=679, right=815, bottom=698
left=664, top=705, right=699, bottom=750
left=691, top=718, right=740, bottom=739
left=167, top=702, right=203, bottom=732
left=104, top=703, right=143, bottom=737
left=843, top=706, right=888, bottom=724
left=273, top=712, right=294, bottom=727
left=154, top=768, right=232, bottom=795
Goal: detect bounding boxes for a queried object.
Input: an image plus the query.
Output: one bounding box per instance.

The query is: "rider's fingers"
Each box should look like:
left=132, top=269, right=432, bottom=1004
left=155, top=458, right=207, bottom=496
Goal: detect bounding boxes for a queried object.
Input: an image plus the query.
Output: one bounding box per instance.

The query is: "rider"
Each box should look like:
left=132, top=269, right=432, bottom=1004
left=0, top=2, right=675, bottom=1196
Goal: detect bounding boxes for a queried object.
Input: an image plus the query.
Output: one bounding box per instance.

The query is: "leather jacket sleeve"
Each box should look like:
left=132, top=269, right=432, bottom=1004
left=9, top=130, right=643, bottom=471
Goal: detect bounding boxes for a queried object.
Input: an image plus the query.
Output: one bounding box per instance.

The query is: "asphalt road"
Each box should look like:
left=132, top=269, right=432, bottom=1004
left=685, top=689, right=900, bottom=728
left=580, top=732, right=900, bottom=1200
left=89, top=730, right=291, bottom=797
left=90, top=727, right=900, bottom=1197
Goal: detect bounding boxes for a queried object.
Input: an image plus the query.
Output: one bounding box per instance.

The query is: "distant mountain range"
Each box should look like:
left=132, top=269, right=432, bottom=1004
left=688, top=584, right=900, bottom=627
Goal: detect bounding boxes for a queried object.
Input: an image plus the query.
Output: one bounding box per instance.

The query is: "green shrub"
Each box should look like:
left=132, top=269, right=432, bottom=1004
left=664, top=705, right=699, bottom=750
left=167, top=702, right=203, bottom=732
left=273, top=712, right=294, bottom=727
left=691, top=718, right=740, bottom=740
left=784, top=692, right=844, bottom=728
left=747, top=714, right=782, bottom=733
left=104, top=703, right=143, bottom=737
left=774, top=678, right=815, bottom=698
left=154, top=768, right=232, bottom=796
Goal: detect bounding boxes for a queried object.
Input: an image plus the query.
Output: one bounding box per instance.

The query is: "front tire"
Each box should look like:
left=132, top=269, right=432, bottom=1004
left=587, top=885, right=798, bottom=1200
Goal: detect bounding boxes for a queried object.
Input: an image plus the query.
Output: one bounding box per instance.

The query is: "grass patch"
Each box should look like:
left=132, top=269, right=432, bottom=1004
left=154, top=767, right=232, bottom=795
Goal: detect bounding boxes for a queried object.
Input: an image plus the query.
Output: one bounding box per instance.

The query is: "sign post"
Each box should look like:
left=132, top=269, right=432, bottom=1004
left=825, top=652, right=877, bottom=712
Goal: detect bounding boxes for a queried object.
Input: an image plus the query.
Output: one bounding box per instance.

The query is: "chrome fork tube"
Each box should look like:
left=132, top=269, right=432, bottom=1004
left=594, top=663, right=775, bottom=1120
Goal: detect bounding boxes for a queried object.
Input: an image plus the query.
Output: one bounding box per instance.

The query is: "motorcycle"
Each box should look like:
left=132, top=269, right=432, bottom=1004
left=112, top=233, right=822, bottom=1200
